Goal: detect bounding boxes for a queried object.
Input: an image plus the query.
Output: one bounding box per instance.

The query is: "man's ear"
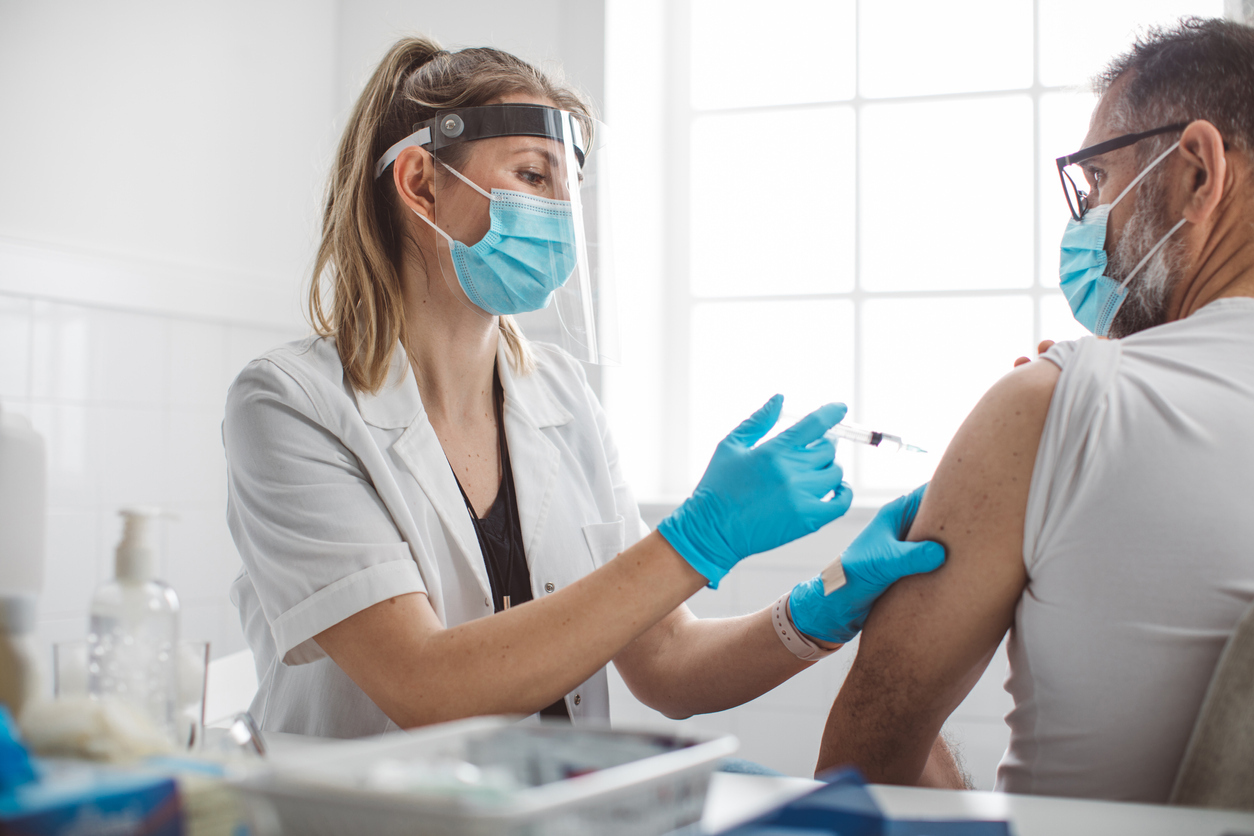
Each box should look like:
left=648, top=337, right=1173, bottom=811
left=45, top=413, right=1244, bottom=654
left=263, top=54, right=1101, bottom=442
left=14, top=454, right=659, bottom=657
left=1178, top=119, right=1228, bottom=226
left=392, top=145, right=436, bottom=221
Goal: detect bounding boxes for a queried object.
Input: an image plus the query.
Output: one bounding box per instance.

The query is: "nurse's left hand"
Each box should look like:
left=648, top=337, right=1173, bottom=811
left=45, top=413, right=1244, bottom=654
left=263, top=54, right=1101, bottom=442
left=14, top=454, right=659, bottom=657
left=788, top=483, right=945, bottom=645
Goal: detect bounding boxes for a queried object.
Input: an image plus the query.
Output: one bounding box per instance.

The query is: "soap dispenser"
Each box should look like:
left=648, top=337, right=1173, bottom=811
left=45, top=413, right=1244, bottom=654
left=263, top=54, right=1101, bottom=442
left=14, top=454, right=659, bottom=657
left=87, top=508, right=180, bottom=739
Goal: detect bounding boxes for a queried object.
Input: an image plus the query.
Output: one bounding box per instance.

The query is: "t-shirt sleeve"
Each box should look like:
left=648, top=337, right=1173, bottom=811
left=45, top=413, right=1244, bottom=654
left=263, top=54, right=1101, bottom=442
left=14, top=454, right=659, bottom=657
left=224, top=359, right=426, bottom=666
left=1022, top=337, right=1123, bottom=573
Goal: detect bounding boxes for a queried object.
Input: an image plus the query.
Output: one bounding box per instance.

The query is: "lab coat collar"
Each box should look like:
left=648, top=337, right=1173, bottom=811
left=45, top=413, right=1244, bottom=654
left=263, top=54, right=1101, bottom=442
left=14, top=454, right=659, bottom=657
left=495, top=342, right=573, bottom=430
left=354, top=346, right=422, bottom=430
left=495, top=342, right=569, bottom=560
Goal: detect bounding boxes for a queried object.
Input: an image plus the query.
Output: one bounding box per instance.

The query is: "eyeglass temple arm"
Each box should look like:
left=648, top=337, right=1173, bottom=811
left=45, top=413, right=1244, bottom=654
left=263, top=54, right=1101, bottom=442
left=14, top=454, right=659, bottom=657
left=1056, top=122, right=1190, bottom=169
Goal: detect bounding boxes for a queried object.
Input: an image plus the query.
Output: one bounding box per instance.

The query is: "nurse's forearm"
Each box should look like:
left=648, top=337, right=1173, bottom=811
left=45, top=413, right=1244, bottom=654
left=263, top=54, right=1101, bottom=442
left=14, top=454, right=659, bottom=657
left=314, top=530, right=706, bottom=729
left=615, top=605, right=832, bottom=718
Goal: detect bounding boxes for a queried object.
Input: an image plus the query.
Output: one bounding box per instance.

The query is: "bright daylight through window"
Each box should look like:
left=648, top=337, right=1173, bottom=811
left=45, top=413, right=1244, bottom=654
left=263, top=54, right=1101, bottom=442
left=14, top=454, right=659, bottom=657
left=602, top=0, right=1226, bottom=506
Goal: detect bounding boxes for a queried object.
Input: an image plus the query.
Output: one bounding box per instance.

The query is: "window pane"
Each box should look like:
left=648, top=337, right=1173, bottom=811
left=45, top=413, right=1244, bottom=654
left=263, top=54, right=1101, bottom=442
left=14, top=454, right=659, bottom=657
left=861, top=96, right=1033, bottom=292
left=690, top=0, right=856, bottom=110
left=858, top=297, right=1034, bottom=497
left=1039, top=0, right=1225, bottom=88
left=691, top=108, right=855, bottom=297
left=1039, top=292, right=1093, bottom=345
left=860, top=0, right=1032, bottom=98
left=689, top=300, right=855, bottom=486
left=1039, top=90, right=1100, bottom=288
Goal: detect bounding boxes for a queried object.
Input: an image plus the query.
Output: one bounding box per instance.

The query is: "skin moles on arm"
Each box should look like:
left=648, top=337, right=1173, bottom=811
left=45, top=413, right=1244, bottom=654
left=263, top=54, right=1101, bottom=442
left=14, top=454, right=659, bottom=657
left=814, top=358, right=1060, bottom=786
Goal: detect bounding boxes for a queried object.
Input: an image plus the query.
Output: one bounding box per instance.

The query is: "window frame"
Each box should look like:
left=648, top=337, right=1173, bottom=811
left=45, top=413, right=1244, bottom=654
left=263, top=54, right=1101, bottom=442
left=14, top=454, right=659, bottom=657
left=632, top=0, right=1235, bottom=503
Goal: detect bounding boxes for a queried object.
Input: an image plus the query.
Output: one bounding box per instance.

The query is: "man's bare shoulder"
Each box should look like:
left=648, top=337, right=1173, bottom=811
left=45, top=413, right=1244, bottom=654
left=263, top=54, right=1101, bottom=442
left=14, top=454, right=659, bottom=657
left=816, top=359, right=1061, bottom=781
left=909, top=357, right=1060, bottom=550
left=881, top=356, right=1062, bottom=645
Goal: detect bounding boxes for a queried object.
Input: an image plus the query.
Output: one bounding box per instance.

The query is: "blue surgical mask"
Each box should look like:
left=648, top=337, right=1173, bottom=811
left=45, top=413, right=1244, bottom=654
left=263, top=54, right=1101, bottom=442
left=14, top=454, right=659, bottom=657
left=415, top=163, right=579, bottom=316
left=1059, top=143, right=1187, bottom=336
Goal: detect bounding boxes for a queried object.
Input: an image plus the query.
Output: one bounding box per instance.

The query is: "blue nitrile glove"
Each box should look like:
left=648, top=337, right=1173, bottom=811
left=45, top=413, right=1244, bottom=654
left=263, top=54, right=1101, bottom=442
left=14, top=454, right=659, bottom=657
left=0, top=707, right=35, bottom=791
left=788, top=483, right=945, bottom=644
left=658, top=395, right=853, bottom=588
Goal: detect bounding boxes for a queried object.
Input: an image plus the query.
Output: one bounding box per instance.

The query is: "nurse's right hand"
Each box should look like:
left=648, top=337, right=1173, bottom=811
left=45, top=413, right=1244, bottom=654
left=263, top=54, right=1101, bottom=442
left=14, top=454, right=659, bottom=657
left=657, top=395, right=852, bottom=589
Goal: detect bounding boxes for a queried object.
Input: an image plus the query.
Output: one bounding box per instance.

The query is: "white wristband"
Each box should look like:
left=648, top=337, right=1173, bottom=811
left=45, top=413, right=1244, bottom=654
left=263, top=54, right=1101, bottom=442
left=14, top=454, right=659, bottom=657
left=772, top=593, right=838, bottom=662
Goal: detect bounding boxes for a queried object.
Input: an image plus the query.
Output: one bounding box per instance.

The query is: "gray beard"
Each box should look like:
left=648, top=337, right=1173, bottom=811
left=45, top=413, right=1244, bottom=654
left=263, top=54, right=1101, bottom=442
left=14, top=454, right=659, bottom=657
left=1105, top=178, right=1184, bottom=339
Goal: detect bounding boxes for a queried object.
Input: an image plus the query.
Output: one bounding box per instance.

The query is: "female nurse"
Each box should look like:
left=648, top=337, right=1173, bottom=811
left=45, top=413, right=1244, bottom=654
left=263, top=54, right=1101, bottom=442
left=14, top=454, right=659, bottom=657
left=223, top=37, right=945, bottom=738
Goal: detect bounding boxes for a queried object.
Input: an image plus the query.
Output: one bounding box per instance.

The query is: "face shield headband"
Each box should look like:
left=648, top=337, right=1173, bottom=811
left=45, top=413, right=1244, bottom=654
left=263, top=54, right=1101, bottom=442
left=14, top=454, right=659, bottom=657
left=373, top=104, right=589, bottom=180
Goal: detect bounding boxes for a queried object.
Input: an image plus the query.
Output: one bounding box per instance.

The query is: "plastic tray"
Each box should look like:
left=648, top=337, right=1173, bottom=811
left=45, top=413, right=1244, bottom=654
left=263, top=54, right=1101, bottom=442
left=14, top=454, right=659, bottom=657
left=231, top=716, right=738, bottom=836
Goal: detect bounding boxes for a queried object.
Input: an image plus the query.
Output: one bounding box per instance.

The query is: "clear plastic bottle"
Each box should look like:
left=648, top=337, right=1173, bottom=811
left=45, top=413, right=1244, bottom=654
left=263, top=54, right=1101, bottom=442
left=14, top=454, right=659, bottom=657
left=87, top=508, right=180, bottom=740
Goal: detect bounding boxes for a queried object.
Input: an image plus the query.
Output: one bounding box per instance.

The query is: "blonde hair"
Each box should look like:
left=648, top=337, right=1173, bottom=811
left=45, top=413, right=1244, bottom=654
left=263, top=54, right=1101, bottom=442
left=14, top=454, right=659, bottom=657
left=309, top=36, right=592, bottom=392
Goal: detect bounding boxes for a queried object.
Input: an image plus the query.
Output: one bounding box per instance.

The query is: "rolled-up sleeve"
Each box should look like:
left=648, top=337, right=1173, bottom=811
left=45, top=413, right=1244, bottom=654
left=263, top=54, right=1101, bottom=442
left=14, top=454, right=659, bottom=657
left=224, top=360, right=425, bottom=666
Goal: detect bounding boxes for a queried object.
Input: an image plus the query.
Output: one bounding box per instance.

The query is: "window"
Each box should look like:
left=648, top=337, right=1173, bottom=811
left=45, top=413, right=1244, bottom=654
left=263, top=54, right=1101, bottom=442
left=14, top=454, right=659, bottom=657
left=603, top=0, right=1226, bottom=505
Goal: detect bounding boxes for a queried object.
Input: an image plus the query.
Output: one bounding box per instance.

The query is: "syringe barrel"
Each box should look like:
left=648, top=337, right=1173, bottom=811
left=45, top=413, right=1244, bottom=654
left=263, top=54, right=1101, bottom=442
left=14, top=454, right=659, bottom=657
left=824, top=423, right=875, bottom=446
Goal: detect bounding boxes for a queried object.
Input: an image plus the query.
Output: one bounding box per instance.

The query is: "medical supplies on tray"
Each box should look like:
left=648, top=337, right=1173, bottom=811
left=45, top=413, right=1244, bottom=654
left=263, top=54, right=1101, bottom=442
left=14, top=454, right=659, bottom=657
left=233, top=715, right=738, bottom=836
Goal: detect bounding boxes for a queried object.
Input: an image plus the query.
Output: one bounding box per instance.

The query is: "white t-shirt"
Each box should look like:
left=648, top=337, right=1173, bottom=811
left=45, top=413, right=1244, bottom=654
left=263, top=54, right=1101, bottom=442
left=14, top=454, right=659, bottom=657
left=998, top=298, right=1254, bottom=802
left=223, top=336, right=646, bottom=738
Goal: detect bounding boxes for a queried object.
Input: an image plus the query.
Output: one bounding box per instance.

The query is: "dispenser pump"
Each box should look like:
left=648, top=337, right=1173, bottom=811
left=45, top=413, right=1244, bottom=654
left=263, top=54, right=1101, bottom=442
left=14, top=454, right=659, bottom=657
left=115, top=508, right=165, bottom=582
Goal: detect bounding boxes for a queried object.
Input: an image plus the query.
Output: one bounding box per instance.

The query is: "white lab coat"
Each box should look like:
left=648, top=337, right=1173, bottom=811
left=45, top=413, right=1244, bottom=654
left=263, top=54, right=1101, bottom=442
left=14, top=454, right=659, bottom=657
left=223, top=335, right=647, bottom=738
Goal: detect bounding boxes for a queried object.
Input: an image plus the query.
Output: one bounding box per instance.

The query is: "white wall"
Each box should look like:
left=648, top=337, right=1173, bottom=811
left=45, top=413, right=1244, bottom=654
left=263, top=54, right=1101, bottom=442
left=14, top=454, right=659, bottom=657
left=0, top=0, right=337, bottom=326
left=0, top=0, right=335, bottom=672
left=332, top=0, right=604, bottom=116
left=600, top=0, right=669, bottom=499
left=0, top=298, right=301, bottom=666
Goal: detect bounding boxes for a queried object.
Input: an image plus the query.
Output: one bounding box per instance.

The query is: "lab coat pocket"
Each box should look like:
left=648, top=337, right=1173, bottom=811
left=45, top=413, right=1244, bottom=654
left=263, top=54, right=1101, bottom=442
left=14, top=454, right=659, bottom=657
left=581, top=517, right=626, bottom=568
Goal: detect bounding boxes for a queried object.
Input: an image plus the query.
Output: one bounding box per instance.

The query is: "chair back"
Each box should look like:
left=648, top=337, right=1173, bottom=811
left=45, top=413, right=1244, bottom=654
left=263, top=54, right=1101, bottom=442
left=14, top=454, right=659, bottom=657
left=1171, top=600, right=1254, bottom=810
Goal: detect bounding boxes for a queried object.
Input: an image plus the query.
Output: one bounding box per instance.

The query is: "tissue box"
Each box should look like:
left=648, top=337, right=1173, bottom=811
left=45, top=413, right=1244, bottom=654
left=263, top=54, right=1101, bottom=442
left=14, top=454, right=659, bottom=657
left=0, top=759, right=181, bottom=836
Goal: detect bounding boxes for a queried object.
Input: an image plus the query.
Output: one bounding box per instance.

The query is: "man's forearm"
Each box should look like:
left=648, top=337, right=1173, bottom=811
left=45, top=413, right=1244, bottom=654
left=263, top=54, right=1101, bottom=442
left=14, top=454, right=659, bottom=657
left=816, top=672, right=946, bottom=784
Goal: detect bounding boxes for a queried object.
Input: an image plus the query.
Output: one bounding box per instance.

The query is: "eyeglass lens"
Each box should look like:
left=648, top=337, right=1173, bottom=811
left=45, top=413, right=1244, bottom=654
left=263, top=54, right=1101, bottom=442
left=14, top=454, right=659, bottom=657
left=1060, top=165, right=1089, bottom=221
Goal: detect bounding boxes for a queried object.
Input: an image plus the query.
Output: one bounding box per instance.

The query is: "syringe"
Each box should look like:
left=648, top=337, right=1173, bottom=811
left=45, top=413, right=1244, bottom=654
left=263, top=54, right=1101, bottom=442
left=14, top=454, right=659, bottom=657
left=782, top=414, right=926, bottom=453
left=824, top=422, right=927, bottom=454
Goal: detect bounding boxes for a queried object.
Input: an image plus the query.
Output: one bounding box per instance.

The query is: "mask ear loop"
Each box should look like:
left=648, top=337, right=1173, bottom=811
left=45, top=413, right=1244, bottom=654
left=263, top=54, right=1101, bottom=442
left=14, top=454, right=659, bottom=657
left=1108, top=142, right=1188, bottom=293
left=438, top=160, right=494, bottom=200
left=1109, top=142, right=1180, bottom=210
left=410, top=160, right=494, bottom=243
left=1115, top=217, right=1188, bottom=292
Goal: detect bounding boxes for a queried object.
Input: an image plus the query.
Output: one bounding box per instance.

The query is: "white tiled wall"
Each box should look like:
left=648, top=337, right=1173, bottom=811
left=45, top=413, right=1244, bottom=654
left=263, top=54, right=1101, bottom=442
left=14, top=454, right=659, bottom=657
left=611, top=504, right=1014, bottom=788
left=0, top=291, right=304, bottom=684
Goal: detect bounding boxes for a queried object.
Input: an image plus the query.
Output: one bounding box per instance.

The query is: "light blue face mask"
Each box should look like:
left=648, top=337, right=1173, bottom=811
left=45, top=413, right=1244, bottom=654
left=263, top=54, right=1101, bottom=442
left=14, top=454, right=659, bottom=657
left=1059, top=142, right=1188, bottom=336
left=414, top=163, right=579, bottom=316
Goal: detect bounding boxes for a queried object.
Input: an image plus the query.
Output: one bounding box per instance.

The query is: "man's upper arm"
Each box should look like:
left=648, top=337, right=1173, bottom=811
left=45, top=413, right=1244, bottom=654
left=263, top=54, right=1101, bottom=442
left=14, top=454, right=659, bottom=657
left=816, top=358, right=1061, bottom=783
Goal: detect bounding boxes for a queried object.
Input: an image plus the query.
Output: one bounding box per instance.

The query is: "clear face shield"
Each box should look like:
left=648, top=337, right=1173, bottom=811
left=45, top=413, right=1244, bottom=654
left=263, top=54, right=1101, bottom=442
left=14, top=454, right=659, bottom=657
left=375, top=104, right=619, bottom=365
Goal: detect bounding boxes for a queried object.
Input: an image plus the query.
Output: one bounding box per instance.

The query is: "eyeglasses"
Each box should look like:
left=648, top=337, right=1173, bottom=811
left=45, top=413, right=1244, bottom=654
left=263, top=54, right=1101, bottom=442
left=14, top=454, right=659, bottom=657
left=1056, top=123, right=1188, bottom=221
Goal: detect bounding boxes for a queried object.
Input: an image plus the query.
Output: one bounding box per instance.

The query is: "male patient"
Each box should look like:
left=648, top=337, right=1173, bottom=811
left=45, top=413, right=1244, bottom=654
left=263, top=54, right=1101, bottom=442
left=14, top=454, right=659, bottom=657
left=816, top=18, right=1254, bottom=803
